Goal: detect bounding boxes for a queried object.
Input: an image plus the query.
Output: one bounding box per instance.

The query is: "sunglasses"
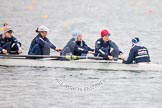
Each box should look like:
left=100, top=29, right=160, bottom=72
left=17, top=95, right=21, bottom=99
left=7, top=30, right=13, bottom=34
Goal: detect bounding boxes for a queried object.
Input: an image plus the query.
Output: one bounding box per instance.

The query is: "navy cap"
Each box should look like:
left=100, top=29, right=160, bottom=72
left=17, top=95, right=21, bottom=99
left=132, top=37, right=140, bottom=44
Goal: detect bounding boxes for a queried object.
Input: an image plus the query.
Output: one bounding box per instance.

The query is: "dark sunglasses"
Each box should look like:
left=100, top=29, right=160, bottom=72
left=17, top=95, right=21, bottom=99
left=7, top=30, right=13, bottom=33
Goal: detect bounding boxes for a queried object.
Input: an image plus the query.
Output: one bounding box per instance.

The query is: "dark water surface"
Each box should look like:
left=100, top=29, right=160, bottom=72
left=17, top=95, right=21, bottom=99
left=0, top=0, right=162, bottom=108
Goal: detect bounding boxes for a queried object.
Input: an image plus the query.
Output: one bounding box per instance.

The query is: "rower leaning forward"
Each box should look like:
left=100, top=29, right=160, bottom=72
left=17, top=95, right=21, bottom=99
left=61, top=29, right=94, bottom=57
left=94, top=29, right=123, bottom=60
left=122, top=37, right=151, bottom=64
left=28, top=25, right=61, bottom=55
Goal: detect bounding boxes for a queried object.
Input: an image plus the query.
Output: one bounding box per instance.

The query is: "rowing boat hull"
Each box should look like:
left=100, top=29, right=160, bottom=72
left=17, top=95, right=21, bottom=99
left=1, top=58, right=162, bottom=71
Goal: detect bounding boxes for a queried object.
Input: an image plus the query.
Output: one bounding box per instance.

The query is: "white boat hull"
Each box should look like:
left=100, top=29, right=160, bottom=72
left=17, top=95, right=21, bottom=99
left=1, top=58, right=162, bottom=71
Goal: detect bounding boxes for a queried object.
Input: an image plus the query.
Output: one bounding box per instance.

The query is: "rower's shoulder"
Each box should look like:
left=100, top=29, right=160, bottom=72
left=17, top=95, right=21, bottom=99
left=133, top=45, right=146, bottom=49
left=6, top=36, right=17, bottom=40
left=64, top=38, right=76, bottom=46
left=95, top=38, right=102, bottom=44
left=35, top=34, right=44, bottom=40
left=70, top=38, right=75, bottom=41
left=133, top=45, right=149, bottom=51
left=108, top=40, right=116, bottom=43
left=35, top=34, right=41, bottom=38
left=130, top=46, right=142, bottom=52
left=82, top=40, right=86, bottom=44
left=96, top=38, right=102, bottom=41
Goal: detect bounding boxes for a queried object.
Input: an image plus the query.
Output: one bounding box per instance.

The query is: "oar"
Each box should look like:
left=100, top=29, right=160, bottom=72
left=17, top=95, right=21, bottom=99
left=0, top=54, right=124, bottom=61
left=0, top=54, right=63, bottom=59
left=0, top=54, right=104, bottom=60
left=76, top=56, right=103, bottom=60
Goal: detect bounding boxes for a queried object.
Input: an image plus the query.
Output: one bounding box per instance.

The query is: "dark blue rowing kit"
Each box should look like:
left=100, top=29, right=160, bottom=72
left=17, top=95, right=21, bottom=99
left=0, top=34, right=21, bottom=54
left=28, top=34, right=56, bottom=55
left=123, top=45, right=151, bottom=64
left=61, top=38, right=94, bottom=56
left=94, top=38, right=122, bottom=60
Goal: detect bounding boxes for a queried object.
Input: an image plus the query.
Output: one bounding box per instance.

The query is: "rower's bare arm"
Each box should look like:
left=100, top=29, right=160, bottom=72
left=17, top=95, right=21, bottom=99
left=119, top=54, right=125, bottom=60
left=88, top=51, right=95, bottom=54
left=18, top=47, right=23, bottom=54
left=55, top=48, right=62, bottom=52
left=108, top=55, right=113, bottom=60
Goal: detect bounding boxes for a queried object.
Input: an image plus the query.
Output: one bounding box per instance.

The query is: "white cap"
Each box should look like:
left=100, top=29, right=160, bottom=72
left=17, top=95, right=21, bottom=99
left=38, top=25, right=49, bottom=32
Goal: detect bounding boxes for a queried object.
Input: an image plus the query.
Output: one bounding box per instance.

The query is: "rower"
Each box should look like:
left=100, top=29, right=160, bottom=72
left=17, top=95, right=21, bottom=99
left=28, top=25, right=61, bottom=55
left=94, top=29, right=123, bottom=60
left=0, top=24, right=22, bottom=54
left=122, top=37, right=151, bottom=64
left=61, top=29, right=94, bottom=56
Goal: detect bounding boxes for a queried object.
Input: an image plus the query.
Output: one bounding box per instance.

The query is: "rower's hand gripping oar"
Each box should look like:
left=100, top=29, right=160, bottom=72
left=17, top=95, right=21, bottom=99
left=55, top=48, right=62, bottom=52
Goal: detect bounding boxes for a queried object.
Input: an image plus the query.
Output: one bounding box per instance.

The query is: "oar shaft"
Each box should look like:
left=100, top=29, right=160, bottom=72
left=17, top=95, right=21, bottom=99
left=78, top=56, right=103, bottom=60
left=0, top=54, right=104, bottom=60
left=0, top=54, right=62, bottom=59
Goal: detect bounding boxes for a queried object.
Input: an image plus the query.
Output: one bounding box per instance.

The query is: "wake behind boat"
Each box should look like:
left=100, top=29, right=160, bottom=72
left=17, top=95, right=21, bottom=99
left=0, top=54, right=162, bottom=72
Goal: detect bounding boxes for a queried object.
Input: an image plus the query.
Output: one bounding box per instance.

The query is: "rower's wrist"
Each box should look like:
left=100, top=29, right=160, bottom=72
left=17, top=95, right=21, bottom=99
left=108, top=55, right=113, bottom=60
left=2, top=49, right=7, bottom=54
left=18, top=47, right=22, bottom=50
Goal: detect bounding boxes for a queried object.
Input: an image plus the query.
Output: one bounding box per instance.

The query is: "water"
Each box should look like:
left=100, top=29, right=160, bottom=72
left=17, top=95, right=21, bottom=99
left=0, top=0, right=162, bottom=108
left=0, top=66, right=162, bottom=108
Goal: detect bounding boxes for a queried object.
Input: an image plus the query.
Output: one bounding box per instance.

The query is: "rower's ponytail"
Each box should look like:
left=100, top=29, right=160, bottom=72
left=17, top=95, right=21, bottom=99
left=35, top=27, right=39, bottom=33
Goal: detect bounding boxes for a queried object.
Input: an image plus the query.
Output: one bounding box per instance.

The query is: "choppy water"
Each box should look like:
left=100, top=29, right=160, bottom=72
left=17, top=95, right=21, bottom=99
left=0, top=0, right=162, bottom=108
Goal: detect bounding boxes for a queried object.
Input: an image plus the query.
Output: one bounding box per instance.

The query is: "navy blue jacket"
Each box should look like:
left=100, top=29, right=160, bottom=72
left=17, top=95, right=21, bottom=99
left=5, top=36, right=21, bottom=47
left=94, top=38, right=121, bottom=59
left=61, top=38, right=76, bottom=56
left=74, top=41, right=94, bottom=56
left=28, top=34, right=56, bottom=54
left=61, top=38, right=94, bottom=56
left=0, top=34, right=21, bottom=52
left=123, top=45, right=151, bottom=64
